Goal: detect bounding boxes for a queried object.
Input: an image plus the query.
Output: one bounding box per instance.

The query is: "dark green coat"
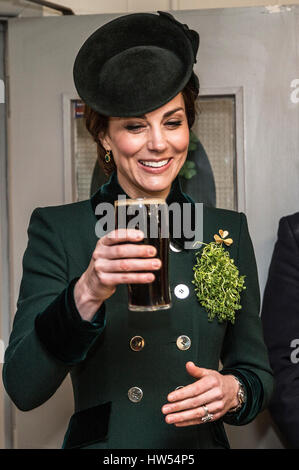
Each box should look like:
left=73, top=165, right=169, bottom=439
left=2, top=172, right=273, bottom=449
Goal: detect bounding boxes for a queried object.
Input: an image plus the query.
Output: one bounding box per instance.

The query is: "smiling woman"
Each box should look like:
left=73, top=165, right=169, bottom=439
left=84, top=76, right=198, bottom=185
left=99, top=94, right=190, bottom=199
left=2, top=11, right=273, bottom=449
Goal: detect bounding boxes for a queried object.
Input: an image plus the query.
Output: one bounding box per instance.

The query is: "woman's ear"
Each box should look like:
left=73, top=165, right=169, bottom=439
left=98, top=131, right=111, bottom=151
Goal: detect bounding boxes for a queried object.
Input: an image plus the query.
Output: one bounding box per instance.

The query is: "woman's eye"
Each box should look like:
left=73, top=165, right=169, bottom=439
left=166, top=120, right=182, bottom=127
left=125, top=124, right=145, bottom=131
left=124, top=120, right=182, bottom=131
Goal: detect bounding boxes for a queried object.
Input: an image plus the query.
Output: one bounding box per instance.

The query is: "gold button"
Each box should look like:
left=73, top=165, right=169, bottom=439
left=128, top=387, right=143, bottom=403
left=130, top=336, right=145, bottom=352
left=176, top=335, right=191, bottom=351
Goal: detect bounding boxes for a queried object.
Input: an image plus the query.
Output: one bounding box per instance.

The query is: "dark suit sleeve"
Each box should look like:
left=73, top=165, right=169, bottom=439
left=261, top=215, right=299, bottom=448
left=220, top=212, right=274, bottom=425
left=2, top=208, right=106, bottom=411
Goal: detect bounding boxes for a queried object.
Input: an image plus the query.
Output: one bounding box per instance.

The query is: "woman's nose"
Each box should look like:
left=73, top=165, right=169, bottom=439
left=147, top=128, right=167, bottom=152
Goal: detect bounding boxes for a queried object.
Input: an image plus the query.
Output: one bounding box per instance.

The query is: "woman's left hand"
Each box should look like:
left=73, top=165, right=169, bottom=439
left=161, top=362, right=240, bottom=426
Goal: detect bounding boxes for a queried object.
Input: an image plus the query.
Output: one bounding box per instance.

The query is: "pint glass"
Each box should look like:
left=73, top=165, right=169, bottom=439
left=114, top=198, right=171, bottom=311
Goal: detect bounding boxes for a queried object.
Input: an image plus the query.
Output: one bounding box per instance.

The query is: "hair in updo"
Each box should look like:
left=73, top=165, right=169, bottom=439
left=84, top=75, right=199, bottom=177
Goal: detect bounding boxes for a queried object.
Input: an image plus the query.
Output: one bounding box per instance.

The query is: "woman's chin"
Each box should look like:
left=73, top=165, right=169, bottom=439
left=136, top=164, right=177, bottom=187
left=135, top=175, right=173, bottom=197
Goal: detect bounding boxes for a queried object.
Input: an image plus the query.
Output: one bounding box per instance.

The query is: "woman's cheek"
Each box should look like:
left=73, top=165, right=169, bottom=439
left=171, top=127, right=190, bottom=153
left=115, top=134, right=145, bottom=156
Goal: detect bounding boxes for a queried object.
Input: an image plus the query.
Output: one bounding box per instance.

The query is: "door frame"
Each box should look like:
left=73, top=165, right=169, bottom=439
left=0, top=19, right=13, bottom=450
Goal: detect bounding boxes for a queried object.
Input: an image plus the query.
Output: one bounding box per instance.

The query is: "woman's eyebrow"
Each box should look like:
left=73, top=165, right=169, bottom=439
left=132, top=107, right=184, bottom=119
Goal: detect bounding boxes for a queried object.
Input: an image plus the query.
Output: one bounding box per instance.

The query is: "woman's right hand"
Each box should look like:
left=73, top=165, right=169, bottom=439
left=74, top=228, right=161, bottom=321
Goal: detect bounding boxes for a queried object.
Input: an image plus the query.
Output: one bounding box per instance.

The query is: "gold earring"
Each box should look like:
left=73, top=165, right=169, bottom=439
left=105, top=150, right=111, bottom=163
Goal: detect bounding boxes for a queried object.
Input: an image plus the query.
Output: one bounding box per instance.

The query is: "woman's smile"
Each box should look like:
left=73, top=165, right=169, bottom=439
left=137, top=157, right=173, bottom=172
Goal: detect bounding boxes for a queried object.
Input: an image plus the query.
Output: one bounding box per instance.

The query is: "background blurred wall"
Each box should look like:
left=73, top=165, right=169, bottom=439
left=2, top=0, right=299, bottom=17
left=41, top=0, right=299, bottom=15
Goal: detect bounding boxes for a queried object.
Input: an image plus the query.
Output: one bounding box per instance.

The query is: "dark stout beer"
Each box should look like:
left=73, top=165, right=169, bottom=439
left=115, top=198, right=171, bottom=311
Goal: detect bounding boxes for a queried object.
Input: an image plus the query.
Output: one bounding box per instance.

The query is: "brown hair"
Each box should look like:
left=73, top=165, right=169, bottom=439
left=84, top=76, right=199, bottom=177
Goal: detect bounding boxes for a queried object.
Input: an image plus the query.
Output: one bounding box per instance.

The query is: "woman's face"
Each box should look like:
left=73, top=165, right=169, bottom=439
left=100, top=92, right=190, bottom=199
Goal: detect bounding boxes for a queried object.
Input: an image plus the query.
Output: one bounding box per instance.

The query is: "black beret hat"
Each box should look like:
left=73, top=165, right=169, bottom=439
left=73, top=11, right=199, bottom=117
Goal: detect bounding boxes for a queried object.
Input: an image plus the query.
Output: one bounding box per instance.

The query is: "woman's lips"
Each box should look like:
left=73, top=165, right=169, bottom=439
left=137, top=158, right=173, bottom=174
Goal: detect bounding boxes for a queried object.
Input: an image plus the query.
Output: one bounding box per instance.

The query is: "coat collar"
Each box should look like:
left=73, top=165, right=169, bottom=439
left=90, top=171, right=197, bottom=250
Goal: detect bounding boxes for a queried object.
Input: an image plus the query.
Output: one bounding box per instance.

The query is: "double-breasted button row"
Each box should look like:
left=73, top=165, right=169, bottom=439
left=169, top=248, right=190, bottom=395
left=128, top=385, right=187, bottom=403
left=170, top=239, right=190, bottom=298
left=128, top=335, right=191, bottom=402
left=129, top=335, right=191, bottom=351
left=128, top=258, right=191, bottom=402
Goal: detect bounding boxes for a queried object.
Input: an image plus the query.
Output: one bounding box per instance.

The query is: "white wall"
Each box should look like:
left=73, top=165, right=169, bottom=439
left=0, top=0, right=43, bottom=17
left=2, top=0, right=299, bottom=17
left=41, top=0, right=299, bottom=15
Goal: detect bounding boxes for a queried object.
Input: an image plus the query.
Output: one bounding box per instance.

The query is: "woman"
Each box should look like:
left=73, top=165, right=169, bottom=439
left=3, top=11, right=273, bottom=449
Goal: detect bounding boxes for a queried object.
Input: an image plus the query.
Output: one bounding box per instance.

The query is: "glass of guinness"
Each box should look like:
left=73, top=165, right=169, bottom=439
left=114, top=198, right=172, bottom=311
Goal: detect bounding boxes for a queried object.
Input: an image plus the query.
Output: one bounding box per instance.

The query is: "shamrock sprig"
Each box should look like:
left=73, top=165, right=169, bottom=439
left=192, top=231, right=246, bottom=324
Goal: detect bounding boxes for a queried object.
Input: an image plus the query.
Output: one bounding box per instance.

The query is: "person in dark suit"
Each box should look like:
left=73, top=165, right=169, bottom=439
left=2, top=12, right=273, bottom=449
left=261, top=212, right=299, bottom=449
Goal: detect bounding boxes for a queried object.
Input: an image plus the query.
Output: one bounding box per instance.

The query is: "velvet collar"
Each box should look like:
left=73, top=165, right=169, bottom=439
left=90, top=171, right=196, bottom=250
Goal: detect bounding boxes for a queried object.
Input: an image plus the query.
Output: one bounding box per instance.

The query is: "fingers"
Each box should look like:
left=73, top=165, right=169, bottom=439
left=96, top=257, right=162, bottom=273
left=173, top=409, right=223, bottom=427
left=103, top=244, right=158, bottom=261
left=166, top=374, right=216, bottom=404
left=94, top=271, right=156, bottom=286
left=185, top=361, right=209, bottom=380
left=92, top=229, right=161, bottom=286
left=102, top=229, right=145, bottom=246
left=174, top=407, right=223, bottom=426
left=162, top=388, right=218, bottom=415
left=164, top=401, right=223, bottom=426
left=97, top=229, right=158, bottom=260
left=162, top=363, right=227, bottom=427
